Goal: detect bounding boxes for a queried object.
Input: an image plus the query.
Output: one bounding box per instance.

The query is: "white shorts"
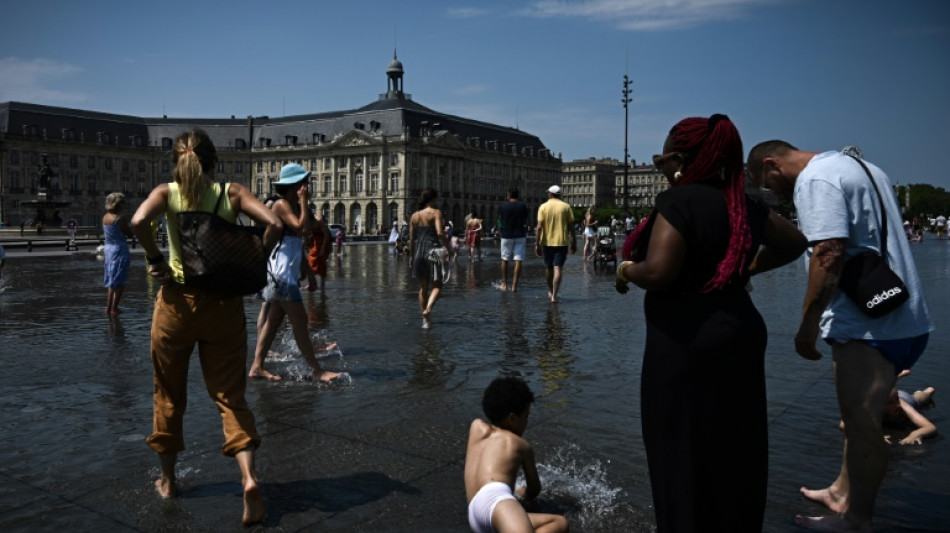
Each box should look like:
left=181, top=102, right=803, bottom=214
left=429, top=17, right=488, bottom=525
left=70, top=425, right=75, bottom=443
left=468, top=481, right=516, bottom=533
left=500, top=238, right=526, bottom=261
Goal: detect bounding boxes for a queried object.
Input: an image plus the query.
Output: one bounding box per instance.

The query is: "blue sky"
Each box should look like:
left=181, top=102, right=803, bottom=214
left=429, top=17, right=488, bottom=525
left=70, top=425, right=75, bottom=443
left=1, top=0, right=948, bottom=188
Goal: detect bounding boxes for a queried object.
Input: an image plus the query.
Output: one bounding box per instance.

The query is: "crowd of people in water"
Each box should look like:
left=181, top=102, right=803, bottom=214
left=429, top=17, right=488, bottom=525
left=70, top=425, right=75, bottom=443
left=2, top=116, right=944, bottom=532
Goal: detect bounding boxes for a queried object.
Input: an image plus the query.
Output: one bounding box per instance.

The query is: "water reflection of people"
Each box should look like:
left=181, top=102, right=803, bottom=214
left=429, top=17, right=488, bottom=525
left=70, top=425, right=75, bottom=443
left=130, top=129, right=282, bottom=526
left=102, top=192, right=133, bottom=316
left=535, top=306, right=572, bottom=397
left=615, top=115, right=807, bottom=532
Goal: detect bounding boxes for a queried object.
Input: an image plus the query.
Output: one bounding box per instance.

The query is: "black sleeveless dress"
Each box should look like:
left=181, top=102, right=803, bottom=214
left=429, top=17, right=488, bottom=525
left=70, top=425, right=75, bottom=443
left=633, top=183, right=770, bottom=532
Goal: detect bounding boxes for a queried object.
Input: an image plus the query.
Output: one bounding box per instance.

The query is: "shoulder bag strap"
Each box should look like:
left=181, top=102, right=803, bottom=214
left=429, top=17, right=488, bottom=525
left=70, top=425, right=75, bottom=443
left=846, top=154, right=890, bottom=262
left=212, top=181, right=227, bottom=216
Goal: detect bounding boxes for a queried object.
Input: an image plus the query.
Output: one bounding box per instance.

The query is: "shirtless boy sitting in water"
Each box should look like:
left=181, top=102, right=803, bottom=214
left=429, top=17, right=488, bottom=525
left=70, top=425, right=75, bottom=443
left=464, top=377, right=568, bottom=533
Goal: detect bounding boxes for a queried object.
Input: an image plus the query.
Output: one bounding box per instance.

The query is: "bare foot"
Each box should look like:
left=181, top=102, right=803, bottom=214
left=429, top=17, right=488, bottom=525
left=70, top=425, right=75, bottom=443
left=154, top=477, right=176, bottom=499
left=422, top=319, right=431, bottom=329
left=800, top=486, right=848, bottom=513
left=794, top=513, right=871, bottom=532
left=499, top=283, right=508, bottom=291
left=422, top=308, right=431, bottom=321
left=313, top=369, right=342, bottom=383
left=248, top=368, right=282, bottom=381
left=317, top=341, right=339, bottom=352
left=242, top=479, right=266, bottom=525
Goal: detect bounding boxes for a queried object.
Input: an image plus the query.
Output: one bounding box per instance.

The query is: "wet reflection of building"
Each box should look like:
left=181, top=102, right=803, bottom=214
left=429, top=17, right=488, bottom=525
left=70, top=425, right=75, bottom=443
left=534, top=306, right=574, bottom=400
left=500, top=297, right=530, bottom=369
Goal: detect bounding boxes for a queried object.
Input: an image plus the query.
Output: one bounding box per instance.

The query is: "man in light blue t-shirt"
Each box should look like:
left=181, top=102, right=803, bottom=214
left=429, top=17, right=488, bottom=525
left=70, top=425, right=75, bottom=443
left=748, top=141, right=933, bottom=533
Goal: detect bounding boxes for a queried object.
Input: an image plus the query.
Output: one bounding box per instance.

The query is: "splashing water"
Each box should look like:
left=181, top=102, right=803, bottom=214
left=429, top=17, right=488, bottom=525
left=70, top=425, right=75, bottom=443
left=517, top=443, right=632, bottom=531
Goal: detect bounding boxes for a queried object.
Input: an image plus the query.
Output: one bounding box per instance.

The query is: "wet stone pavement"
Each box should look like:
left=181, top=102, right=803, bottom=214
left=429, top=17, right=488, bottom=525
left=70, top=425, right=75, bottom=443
left=1, top=241, right=948, bottom=532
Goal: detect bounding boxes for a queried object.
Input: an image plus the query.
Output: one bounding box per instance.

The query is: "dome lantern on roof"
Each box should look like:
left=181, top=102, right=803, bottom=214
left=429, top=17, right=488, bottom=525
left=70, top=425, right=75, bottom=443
left=386, top=50, right=404, bottom=98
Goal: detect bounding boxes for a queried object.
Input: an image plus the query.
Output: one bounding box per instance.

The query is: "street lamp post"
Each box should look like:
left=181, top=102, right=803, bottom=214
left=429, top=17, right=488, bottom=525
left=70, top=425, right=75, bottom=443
left=622, top=74, right=633, bottom=211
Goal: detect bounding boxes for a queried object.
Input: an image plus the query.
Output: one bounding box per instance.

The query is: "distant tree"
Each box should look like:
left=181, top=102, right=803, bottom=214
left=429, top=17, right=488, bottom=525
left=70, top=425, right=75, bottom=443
left=898, top=184, right=950, bottom=218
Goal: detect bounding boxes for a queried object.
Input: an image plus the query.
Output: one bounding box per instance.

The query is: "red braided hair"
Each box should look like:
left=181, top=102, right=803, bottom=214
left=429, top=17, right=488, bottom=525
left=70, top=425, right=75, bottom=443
left=621, top=114, right=750, bottom=292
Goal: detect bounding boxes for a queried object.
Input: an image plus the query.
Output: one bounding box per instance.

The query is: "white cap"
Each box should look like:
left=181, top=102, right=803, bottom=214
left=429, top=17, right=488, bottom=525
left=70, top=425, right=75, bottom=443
left=547, top=185, right=561, bottom=194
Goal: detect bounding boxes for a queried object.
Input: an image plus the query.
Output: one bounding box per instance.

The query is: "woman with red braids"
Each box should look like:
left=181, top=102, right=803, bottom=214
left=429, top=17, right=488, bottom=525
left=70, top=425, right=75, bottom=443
left=615, top=115, right=806, bottom=532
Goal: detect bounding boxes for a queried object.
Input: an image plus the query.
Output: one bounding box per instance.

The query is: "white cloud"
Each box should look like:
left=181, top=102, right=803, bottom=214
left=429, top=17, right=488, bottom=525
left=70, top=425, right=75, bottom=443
left=0, top=57, right=86, bottom=103
left=520, top=0, right=775, bottom=31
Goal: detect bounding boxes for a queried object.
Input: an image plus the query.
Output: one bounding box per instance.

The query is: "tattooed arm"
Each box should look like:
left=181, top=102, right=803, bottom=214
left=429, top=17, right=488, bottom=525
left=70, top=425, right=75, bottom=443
left=795, top=238, right=846, bottom=360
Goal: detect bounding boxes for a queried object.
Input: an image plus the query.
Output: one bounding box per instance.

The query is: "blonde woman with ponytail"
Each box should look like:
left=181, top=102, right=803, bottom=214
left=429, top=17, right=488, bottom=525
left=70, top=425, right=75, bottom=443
left=131, top=130, right=281, bottom=525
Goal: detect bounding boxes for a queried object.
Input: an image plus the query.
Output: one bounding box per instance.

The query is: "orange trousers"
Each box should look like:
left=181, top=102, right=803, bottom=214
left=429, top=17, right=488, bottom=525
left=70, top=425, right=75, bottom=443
left=146, top=283, right=260, bottom=456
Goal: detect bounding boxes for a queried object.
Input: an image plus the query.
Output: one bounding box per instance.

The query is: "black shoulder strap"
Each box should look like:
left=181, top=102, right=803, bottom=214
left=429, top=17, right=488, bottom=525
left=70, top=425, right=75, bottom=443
left=212, top=181, right=227, bottom=216
left=846, top=155, right=889, bottom=261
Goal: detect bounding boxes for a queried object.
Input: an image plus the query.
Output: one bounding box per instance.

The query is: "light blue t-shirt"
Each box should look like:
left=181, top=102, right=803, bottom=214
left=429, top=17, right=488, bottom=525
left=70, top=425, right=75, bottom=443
left=793, top=151, right=933, bottom=341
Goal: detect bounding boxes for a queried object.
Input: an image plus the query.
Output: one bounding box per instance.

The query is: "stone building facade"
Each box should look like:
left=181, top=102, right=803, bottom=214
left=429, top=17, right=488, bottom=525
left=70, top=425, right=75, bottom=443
left=560, top=157, right=623, bottom=209
left=615, top=161, right=668, bottom=211
left=0, top=56, right=561, bottom=232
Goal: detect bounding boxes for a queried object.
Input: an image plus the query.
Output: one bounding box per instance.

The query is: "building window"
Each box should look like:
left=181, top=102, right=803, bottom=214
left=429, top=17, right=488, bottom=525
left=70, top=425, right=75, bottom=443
left=161, top=137, right=173, bottom=150
left=370, top=154, right=380, bottom=168
left=235, top=162, right=244, bottom=174
left=324, top=157, right=332, bottom=170
left=161, top=161, right=170, bottom=173
left=270, top=161, right=276, bottom=172
left=389, top=172, right=399, bottom=192
left=138, top=160, right=146, bottom=172
left=105, top=158, right=113, bottom=170
left=88, top=157, right=96, bottom=169
left=354, top=172, right=364, bottom=193
left=369, top=173, right=378, bottom=193
left=324, top=175, right=331, bottom=194
left=256, top=178, right=264, bottom=196
left=122, top=159, right=130, bottom=172
left=217, top=162, right=225, bottom=174
left=69, top=155, right=78, bottom=169
left=390, top=152, right=399, bottom=166
left=257, top=161, right=263, bottom=173
left=338, top=175, right=347, bottom=194
left=9, top=151, right=19, bottom=165
left=339, top=157, right=348, bottom=168
left=138, top=177, right=146, bottom=195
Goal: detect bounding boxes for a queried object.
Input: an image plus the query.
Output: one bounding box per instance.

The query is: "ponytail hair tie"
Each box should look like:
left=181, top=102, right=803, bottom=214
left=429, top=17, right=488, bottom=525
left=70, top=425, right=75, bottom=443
left=708, top=113, right=728, bottom=133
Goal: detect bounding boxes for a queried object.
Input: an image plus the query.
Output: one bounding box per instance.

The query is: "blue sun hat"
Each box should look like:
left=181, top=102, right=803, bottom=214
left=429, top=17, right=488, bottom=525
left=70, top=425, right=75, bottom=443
left=275, top=163, right=310, bottom=185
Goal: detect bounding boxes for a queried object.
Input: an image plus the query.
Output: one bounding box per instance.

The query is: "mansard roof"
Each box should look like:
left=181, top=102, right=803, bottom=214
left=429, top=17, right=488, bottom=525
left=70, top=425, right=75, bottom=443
left=1, top=57, right=552, bottom=155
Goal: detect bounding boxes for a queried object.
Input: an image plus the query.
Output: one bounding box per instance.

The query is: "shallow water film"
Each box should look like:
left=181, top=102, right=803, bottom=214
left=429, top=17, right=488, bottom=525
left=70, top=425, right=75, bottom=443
left=1, top=241, right=948, bottom=532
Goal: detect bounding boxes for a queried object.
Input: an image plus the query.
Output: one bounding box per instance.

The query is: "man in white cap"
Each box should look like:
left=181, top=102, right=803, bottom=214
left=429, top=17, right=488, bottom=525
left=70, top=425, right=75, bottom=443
left=535, top=185, right=576, bottom=303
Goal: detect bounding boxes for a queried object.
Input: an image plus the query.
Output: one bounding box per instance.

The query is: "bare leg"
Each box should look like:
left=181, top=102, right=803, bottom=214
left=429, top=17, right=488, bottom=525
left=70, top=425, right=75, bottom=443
left=500, top=259, right=509, bottom=291
left=284, top=301, right=340, bottom=382
left=112, top=287, right=124, bottom=313
left=106, top=288, right=115, bottom=314
left=512, top=260, right=522, bottom=292
left=155, top=451, right=177, bottom=499
left=796, top=341, right=895, bottom=532
left=491, top=499, right=535, bottom=533
left=545, top=267, right=554, bottom=301
left=529, top=512, right=570, bottom=533
left=550, top=266, right=563, bottom=303
left=249, top=304, right=286, bottom=381
left=800, top=441, right=850, bottom=513
left=418, top=278, right=432, bottom=328
left=235, top=449, right=265, bottom=525
left=424, top=281, right=442, bottom=322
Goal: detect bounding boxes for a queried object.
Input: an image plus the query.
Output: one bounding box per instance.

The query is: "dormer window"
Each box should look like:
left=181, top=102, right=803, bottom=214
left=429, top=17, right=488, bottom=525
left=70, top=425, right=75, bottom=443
left=285, top=135, right=297, bottom=146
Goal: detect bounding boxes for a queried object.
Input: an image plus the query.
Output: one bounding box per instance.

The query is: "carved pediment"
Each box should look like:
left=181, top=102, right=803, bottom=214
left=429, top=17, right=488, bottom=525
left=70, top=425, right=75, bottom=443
left=332, top=130, right=381, bottom=149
